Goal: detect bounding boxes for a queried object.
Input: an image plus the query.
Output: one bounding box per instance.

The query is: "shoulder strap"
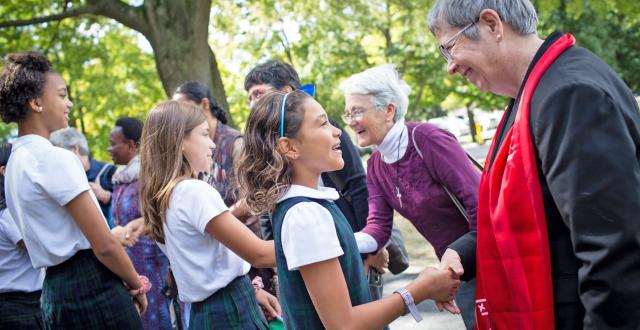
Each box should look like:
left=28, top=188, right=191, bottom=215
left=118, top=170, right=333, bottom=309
left=94, top=163, right=111, bottom=183
left=411, top=124, right=471, bottom=223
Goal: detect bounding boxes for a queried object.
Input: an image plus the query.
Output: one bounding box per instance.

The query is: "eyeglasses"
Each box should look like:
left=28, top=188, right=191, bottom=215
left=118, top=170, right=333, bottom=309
left=439, top=19, right=478, bottom=62
left=247, top=87, right=275, bottom=107
left=342, top=106, right=375, bottom=124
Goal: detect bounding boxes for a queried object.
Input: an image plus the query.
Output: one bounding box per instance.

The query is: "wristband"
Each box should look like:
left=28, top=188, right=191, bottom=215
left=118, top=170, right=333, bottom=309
left=126, top=275, right=152, bottom=296
left=394, top=287, right=423, bottom=323
left=252, top=276, right=264, bottom=293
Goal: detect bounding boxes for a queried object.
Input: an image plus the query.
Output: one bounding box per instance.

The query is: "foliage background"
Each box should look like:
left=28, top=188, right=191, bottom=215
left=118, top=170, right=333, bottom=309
left=1, top=0, right=638, bottom=160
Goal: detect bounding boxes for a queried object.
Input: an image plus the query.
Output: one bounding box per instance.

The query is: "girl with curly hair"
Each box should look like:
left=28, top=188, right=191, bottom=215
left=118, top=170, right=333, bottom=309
left=235, top=90, right=460, bottom=329
left=0, top=52, right=147, bottom=329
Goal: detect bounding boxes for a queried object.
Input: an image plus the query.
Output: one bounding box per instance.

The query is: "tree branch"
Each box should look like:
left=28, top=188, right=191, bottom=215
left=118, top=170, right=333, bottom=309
left=0, top=5, right=95, bottom=28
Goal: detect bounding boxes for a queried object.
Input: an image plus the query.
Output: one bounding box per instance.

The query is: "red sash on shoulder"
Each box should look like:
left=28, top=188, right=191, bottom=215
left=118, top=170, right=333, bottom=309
left=475, top=34, right=576, bottom=330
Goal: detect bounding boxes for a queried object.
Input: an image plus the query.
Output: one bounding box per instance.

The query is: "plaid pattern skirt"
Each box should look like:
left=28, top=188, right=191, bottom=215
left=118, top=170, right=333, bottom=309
left=0, top=290, right=43, bottom=329
left=189, top=275, right=268, bottom=330
left=41, top=249, right=142, bottom=330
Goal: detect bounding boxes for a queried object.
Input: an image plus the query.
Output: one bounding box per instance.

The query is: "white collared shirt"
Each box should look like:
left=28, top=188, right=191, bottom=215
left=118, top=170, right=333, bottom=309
left=6, top=135, right=105, bottom=268
left=278, top=185, right=345, bottom=270
left=0, top=209, right=44, bottom=293
left=377, top=119, right=408, bottom=164
left=164, top=179, right=249, bottom=303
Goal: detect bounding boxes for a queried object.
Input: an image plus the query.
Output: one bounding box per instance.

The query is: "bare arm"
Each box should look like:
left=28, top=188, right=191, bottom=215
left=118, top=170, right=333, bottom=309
left=65, top=191, right=141, bottom=289
left=205, top=210, right=275, bottom=268
left=300, top=258, right=459, bottom=330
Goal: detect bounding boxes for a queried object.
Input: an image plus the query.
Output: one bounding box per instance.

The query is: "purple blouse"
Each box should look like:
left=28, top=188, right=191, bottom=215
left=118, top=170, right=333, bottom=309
left=361, top=122, right=480, bottom=258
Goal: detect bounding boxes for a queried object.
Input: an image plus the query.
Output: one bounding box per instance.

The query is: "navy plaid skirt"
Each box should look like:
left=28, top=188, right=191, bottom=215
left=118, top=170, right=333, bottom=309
left=0, top=290, right=43, bottom=329
left=189, top=275, right=268, bottom=330
left=41, top=249, right=142, bottom=330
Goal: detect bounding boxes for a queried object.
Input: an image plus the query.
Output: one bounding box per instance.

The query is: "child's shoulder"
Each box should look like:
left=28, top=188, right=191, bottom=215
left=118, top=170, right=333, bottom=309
left=172, top=179, right=216, bottom=198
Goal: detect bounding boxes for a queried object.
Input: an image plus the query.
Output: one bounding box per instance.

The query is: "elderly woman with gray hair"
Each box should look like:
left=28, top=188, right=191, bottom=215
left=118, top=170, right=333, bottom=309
left=342, top=64, right=479, bottom=329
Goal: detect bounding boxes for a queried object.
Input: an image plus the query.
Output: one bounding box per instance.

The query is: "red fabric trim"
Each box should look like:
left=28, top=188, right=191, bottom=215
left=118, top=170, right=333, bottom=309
left=475, top=34, right=576, bottom=330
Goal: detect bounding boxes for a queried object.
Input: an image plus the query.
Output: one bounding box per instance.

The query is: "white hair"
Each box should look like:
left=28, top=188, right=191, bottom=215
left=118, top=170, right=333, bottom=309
left=50, top=127, right=89, bottom=156
left=339, top=64, right=411, bottom=122
left=428, top=0, right=538, bottom=39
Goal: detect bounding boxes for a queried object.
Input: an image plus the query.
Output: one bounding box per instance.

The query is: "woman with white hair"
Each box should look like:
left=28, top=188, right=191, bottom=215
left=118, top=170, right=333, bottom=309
left=341, top=64, right=479, bottom=329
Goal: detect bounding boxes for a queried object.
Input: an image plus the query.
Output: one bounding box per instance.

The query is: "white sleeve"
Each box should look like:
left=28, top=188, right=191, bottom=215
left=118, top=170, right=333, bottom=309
left=281, top=202, right=344, bottom=270
left=354, top=232, right=378, bottom=253
left=37, top=149, right=90, bottom=206
left=0, top=211, right=21, bottom=245
left=176, top=180, right=228, bottom=234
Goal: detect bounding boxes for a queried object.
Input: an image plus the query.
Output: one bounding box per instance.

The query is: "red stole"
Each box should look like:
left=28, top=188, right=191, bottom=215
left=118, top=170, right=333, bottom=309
left=475, top=34, right=576, bottom=330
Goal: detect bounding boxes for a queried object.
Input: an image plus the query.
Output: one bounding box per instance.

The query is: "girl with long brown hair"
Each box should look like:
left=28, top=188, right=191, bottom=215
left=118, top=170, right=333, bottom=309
left=138, top=100, right=278, bottom=329
left=236, top=90, right=460, bottom=329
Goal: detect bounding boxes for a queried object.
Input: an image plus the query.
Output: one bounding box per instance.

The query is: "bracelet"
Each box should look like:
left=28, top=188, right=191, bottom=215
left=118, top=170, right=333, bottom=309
left=252, top=276, right=264, bottom=293
left=126, top=275, right=152, bottom=296
left=394, top=287, right=423, bottom=323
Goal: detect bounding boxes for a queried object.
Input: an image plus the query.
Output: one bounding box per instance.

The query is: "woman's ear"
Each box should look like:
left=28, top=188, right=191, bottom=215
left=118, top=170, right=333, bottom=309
left=385, top=103, right=397, bottom=123
left=278, top=137, right=299, bottom=160
left=201, top=98, right=210, bottom=114
left=479, top=9, right=503, bottom=38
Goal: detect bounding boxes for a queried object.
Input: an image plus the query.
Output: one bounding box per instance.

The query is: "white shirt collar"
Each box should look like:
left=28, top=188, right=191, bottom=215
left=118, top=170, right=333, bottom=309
left=12, top=134, right=52, bottom=151
left=378, top=119, right=408, bottom=164
left=278, top=184, right=340, bottom=202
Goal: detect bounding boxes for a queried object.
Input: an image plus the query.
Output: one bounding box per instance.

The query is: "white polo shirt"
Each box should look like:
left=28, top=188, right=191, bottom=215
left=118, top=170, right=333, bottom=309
left=278, top=185, right=345, bottom=271
left=0, top=209, right=44, bottom=293
left=5, top=134, right=105, bottom=268
left=164, top=179, right=250, bottom=303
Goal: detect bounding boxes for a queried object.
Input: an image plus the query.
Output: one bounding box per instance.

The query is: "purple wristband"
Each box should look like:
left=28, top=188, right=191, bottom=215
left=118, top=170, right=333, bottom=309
left=394, top=287, right=423, bottom=323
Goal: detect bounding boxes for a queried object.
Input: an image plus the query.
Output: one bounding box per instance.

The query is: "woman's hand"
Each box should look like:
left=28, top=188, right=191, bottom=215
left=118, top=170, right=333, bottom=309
left=255, top=289, right=281, bottom=321
left=363, top=249, right=389, bottom=274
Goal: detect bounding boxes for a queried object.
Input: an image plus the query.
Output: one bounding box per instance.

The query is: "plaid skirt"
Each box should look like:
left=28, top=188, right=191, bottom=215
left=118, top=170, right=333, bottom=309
left=189, top=275, right=268, bottom=330
left=0, top=290, right=43, bottom=329
left=41, top=249, right=142, bottom=330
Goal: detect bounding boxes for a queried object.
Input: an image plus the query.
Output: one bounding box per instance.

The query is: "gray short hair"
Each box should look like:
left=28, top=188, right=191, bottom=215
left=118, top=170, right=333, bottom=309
left=50, top=127, right=89, bottom=156
left=427, top=0, right=538, bottom=39
left=339, top=64, right=411, bottom=122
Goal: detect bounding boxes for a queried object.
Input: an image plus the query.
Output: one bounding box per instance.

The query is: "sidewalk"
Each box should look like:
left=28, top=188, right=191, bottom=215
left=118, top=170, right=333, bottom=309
left=384, top=267, right=466, bottom=330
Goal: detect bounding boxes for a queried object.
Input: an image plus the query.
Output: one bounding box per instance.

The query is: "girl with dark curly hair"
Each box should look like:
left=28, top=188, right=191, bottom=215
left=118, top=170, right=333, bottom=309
left=0, top=52, right=147, bottom=329
left=235, top=90, right=460, bottom=329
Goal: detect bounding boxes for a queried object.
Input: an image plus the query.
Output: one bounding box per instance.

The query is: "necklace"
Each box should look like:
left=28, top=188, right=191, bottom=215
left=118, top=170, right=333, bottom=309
left=395, top=126, right=405, bottom=208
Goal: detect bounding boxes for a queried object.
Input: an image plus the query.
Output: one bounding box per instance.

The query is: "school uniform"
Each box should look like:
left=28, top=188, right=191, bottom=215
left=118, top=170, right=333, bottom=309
left=164, top=179, right=267, bottom=330
left=0, top=208, right=45, bottom=329
left=272, top=185, right=371, bottom=330
left=5, top=134, right=141, bottom=329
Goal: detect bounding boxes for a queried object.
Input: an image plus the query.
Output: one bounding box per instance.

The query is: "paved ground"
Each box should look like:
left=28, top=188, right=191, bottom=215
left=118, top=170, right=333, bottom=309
left=384, top=267, right=466, bottom=330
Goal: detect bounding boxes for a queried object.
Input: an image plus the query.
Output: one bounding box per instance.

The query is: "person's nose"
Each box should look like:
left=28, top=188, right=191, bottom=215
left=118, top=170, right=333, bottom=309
left=447, top=60, right=459, bottom=76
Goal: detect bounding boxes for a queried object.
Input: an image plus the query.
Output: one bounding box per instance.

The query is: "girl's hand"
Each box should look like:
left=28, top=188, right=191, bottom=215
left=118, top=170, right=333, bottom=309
left=413, top=267, right=460, bottom=302
left=255, top=289, right=281, bottom=321
left=111, top=225, right=128, bottom=246
left=133, top=292, right=148, bottom=315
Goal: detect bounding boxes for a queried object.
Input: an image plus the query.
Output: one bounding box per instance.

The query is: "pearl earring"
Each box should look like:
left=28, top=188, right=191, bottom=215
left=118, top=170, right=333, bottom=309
left=36, top=106, right=43, bottom=112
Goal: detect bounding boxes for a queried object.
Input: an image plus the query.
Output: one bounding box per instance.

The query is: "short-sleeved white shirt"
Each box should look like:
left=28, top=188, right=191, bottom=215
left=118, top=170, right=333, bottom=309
left=164, top=179, right=250, bottom=303
left=0, top=209, right=44, bottom=293
left=5, top=135, right=105, bottom=268
left=278, top=185, right=344, bottom=271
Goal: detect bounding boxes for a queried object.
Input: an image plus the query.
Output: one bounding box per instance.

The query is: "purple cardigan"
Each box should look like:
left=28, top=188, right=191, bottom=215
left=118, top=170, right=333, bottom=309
left=361, top=122, right=480, bottom=260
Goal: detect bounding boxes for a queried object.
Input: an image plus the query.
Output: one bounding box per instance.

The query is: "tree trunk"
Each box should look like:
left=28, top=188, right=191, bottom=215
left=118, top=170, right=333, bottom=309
left=138, top=0, right=233, bottom=125
left=0, top=0, right=234, bottom=125
left=466, top=104, right=478, bottom=144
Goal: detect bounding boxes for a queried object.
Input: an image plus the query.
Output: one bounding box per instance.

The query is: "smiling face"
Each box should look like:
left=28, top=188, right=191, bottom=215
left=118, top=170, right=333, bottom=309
left=37, top=72, right=73, bottom=133
left=288, top=98, right=344, bottom=175
left=182, top=121, right=215, bottom=174
left=433, top=11, right=515, bottom=97
left=344, top=94, right=394, bottom=148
